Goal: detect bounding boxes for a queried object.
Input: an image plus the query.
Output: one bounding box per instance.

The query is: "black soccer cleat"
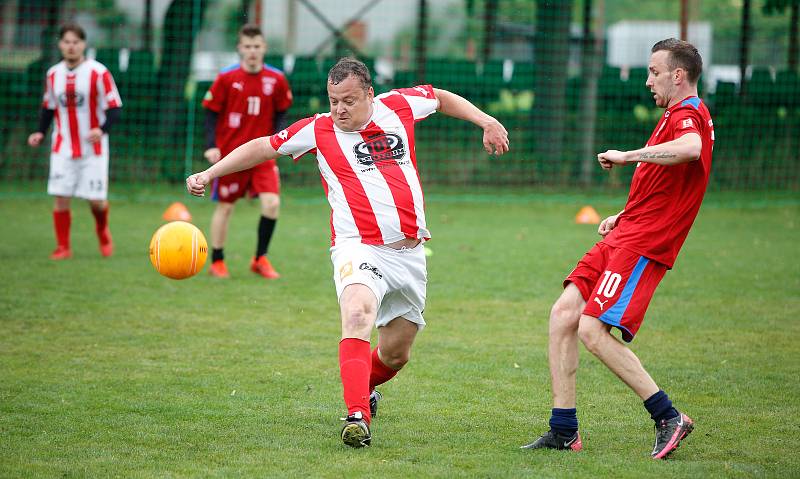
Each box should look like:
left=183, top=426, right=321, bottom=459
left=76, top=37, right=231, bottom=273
left=651, top=412, right=694, bottom=459
left=341, top=412, right=372, bottom=448
left=521, top=429, right=583, bottom=451
left=369, top=390, right=382, bottom=418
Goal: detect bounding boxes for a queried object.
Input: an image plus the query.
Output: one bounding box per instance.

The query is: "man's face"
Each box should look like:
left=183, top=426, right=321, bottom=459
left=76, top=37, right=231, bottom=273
left=646, top=50, right=676, bottom=108
left=237, top=35, right=267, bottom=72
left=58, top=31, right=86, bottom=64
left=327, top=75, right=374, bottom=131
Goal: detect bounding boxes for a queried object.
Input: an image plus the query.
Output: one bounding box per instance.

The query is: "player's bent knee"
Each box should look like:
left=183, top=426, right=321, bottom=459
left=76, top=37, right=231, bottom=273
left=550, top=300, right=581, bottom=332
left=577, top=317, right=606, bottom=353
left=260, top=195, right=280, bottom=217
left=380, top=348, right=410, bottom=370
left=216, top=202, right=235, bottom=215
left=341, top=306, right=373, bottom=336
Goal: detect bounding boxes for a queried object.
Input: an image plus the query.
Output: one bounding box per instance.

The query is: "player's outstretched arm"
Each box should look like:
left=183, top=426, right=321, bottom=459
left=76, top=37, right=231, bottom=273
left=432, top=88, right=509, bottom=156
left=597, top=133, right=701, bottom=169
left=186, top=137, right=280, bottom=196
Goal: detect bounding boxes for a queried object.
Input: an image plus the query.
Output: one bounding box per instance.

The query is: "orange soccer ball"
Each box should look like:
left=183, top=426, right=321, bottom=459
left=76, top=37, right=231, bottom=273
left=149, top=221, right=208, bottom=279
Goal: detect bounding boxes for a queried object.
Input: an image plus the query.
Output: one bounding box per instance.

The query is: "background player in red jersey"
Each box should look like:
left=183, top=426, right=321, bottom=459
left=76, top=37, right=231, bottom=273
left=27, top=23, right=122, bottom=260
left=523, top=38, right=714, bottom=459
left=202, top=24, right=292, bottom=279
left=187, top=58, right=509, bottom=447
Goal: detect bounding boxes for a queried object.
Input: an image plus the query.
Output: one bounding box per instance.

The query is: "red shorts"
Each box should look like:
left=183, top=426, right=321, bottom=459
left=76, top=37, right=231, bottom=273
left=212, top=160, right=280, bottom=203
left=564, top=242, right=667, bottom=342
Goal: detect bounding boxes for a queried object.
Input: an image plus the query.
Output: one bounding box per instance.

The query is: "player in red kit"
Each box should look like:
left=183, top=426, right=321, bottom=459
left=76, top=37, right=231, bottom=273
left=523, top=39, right=714, bottom=459
left=202, top=24, right=292, bottom=279
left=27, top=23, right=122, bottom=259
left=187, top=58, right=509, bottom=447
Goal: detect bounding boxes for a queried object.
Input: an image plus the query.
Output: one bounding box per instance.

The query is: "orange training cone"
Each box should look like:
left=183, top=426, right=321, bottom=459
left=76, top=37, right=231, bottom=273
left=575, top=205, right=600, bottom=224
left=163, top=202, right=192, bottom=222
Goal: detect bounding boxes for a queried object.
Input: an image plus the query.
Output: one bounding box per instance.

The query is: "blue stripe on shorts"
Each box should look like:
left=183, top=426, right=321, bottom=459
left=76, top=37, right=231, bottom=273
left=599, top=256, right=649, bottom=328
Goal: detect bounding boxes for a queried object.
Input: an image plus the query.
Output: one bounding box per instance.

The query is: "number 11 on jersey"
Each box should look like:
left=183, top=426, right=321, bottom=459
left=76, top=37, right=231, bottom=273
left=246, top=96, right=260, bottom=115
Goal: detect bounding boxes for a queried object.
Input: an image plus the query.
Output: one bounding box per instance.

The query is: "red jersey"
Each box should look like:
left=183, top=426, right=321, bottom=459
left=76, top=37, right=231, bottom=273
left=202, top=63, right=292, bottom=157
left=604, top=96, right=714, bottom=268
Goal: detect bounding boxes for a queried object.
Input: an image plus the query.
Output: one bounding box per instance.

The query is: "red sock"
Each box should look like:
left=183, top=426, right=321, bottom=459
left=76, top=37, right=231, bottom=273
left=91, top=205, right=110, bottom=244
left=339, top=338, right=371, bottom=423
left=369, top=347, right=399, bottom=391
left=53, top=210, right=71, bottom=249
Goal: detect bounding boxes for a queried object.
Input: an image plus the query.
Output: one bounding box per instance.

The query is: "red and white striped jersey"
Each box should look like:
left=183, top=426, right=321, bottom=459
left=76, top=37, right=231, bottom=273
left=42, top=59, right=122, bottom=158
left=270, top=85, right=439, bottom=246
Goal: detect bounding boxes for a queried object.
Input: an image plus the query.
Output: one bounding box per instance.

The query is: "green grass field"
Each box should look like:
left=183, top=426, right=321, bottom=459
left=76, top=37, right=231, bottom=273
left=1, top=186, right=798, bottom=478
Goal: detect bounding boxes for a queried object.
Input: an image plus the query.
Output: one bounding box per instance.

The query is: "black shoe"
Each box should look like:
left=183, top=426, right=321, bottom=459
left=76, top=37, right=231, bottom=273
left=369, top=390, right=382, bottom=418
left=341, top=412, right=371, bottom=448
left=652, top=412, right=693, bottom=459
left=521, top=429, right=582, bottom=451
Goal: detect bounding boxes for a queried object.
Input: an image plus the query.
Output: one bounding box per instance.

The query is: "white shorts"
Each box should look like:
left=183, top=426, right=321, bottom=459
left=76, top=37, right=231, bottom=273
left=47, top=152, right=109, bottom=201
left=331, top=241, right=428, bottom=329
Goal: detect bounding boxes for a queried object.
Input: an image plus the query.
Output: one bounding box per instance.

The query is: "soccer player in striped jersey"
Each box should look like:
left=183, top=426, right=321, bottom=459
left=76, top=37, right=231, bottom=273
left=187, top=57, right=509, bottom=447
left=201, top=24, right=293, bottom=279
left=522, top=38, right=713, bottom=459
left=28, top=23, right=122, bottom=260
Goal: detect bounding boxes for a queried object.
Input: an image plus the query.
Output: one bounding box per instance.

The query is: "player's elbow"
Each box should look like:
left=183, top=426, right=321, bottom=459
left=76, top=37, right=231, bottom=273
left=685, top=144, right=701, bottom=161
left=682, top=134, right=702, bottom=162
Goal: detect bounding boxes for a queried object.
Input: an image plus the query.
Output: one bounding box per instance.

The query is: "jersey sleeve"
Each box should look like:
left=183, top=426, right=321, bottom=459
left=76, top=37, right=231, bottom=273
left=392, top=84, right=438, bottom=121
left=202, top=74, right=227, bottom=113
left=99, top=69, right=122, bottom=109
left=42, top=69, right=57, bottom=109
left=269, top=115, right=317, bottom=160
left=669, top=107, right=703, bottom=139
left=273, top=73, right=293, bottom=112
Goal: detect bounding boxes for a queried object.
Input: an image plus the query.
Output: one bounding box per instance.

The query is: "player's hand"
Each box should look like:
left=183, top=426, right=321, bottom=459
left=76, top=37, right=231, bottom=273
left=598, top=214, right=619, bottom=237
left=597, top=149, right=627, bottom=170
left=204, top=148, right=221, bottom=164
left=86, top=127, right=103, bottom=143
left=482, top=118, right=509, bottom=156
left=27, top=132, right=44, bottom=147
left=186, top=171, right=211, bottom=197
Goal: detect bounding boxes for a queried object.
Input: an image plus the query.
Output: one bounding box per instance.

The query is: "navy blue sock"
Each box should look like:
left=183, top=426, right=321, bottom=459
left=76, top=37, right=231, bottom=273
left=549, top=408, right=578, bottom=435
left=644, top=390, right=679, bottom=423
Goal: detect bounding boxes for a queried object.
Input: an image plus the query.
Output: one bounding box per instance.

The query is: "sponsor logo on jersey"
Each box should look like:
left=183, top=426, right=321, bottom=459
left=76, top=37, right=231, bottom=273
left=681, top=118, right=694, bottom=129
left=359, top=262, right=383, bottom=279
left=232, top=82, right=244, bottom=91
left=228, top=112, right=242, bottom=128
left=58, top=91, right=85, bottom=108
left=262, top=77, right=277, bottom=95
left=353, top=133, right=406, bottom=169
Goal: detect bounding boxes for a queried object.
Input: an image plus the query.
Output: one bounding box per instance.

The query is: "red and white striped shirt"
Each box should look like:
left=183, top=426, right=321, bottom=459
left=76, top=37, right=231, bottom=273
left=42, top=59, right=122, bottom=158
left=270, top=85, right=439, bottom=246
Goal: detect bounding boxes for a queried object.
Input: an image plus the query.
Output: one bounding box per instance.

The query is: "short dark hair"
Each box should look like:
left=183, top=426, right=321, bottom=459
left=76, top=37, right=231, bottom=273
left=59, top=22, right=86, bottom=41
left=328, top=57, right=371, bottom=92
left=238, top=23, right=264, bottom=39
left=651, top=38, right=703, bottom=84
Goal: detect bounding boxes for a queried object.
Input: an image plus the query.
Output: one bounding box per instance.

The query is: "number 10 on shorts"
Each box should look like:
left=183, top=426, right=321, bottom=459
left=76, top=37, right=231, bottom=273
left=597, top=270, right=622, bottom=298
